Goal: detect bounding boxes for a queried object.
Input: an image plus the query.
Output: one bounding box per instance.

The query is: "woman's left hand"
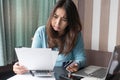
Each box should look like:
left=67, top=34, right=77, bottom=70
left=66, top=62, right=79, bottom=72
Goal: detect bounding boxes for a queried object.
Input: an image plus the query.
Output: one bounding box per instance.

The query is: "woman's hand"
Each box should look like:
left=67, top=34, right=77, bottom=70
left=13, top=62, right=28, bottom=74
left=66, top=62, right=79, bottom=72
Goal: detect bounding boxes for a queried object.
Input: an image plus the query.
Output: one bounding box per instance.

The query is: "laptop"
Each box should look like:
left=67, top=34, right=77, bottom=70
left=15, top=48, right=59, bottom=77
left=72, top=46, right=117, bottom=80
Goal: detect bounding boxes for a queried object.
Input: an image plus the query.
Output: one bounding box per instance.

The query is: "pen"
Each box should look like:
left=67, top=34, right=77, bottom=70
left=63, top=60, right=73, bottom=68
left=29, top=70, right=34, bottom=76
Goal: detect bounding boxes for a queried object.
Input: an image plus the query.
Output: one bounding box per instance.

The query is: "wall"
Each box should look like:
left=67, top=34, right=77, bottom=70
left=77, top=0, right=120, bottom=52
left=73, top=0, right=78, bottom=8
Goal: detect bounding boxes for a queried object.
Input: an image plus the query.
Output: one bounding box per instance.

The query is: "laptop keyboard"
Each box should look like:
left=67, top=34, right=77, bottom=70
left=33, top=70, right=54, bottom=77
left=89, top=68, right=107, bottom=78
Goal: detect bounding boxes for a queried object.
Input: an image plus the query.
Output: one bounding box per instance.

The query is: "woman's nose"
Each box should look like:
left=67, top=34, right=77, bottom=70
left=56, top=18, right=61, bottom=26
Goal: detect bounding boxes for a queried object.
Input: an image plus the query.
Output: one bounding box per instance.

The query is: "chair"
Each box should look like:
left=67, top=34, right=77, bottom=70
left=85, top=49, right=112, bottom=67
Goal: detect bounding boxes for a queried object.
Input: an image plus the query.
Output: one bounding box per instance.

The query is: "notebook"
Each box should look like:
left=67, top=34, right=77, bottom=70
left=15, top=48, right=59, bottom=71
left=72, top=46, right=116, bottom=80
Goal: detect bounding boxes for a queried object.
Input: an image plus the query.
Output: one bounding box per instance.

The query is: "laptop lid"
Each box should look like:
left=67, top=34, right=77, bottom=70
left=108, top=45, right=120, bottom=75
left=15, top=48, right=59, bottom=71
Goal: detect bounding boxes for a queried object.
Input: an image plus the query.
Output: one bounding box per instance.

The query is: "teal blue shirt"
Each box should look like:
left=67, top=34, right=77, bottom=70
left=31, top=25, right=86, bottom=68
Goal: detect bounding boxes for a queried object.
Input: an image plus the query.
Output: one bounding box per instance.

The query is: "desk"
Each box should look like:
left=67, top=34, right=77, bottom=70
left=7, top=67, right=81, bottom=80
left=9, top=67, right=115, bottom=80
left=7, top=74, right=55, bottom=80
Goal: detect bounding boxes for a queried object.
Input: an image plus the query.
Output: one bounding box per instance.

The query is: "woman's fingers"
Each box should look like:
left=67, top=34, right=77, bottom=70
left=66, top=62, right=78, bottom=72
left=13, top=62, right=28, bottom=74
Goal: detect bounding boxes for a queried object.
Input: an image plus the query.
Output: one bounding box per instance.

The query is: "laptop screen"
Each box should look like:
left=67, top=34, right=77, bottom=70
left=108, top=45, right=120, bottom=75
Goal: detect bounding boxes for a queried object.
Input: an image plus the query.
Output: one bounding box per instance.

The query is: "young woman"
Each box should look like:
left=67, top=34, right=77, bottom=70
left=13, top=0, right=86, bottom=74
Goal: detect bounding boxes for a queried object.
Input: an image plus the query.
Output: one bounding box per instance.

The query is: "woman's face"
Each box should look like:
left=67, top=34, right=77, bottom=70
left=51, top=8, right=68, bottom=35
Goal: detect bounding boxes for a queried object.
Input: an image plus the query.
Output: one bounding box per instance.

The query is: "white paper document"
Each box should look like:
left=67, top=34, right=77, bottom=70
left=81, top=77, right=102, bottom=80
left=15, top=48, right=59, bottom=70
left=7, top=74, right=55, bottom=80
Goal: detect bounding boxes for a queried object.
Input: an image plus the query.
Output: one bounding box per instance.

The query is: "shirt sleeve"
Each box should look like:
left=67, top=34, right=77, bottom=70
left=31, top=27, right=42, bottom=48
left=72, top=32, right=86, bottom=68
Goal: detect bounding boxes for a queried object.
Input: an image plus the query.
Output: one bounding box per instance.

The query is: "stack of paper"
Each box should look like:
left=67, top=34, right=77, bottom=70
left=7, top=74, right=55, bottom=80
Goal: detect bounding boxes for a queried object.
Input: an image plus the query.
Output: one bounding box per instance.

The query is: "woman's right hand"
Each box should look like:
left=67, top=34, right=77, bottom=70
left=13, top=62, right=28, bottom=74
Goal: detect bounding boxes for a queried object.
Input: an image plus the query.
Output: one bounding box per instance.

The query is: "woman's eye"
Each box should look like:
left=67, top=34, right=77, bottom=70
left=53, top=14, right=58, bottom=18
left=62, top=18, right=67, bottom=21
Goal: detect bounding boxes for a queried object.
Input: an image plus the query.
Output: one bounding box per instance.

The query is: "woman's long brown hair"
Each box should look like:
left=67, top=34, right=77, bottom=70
left=46, top=0, right=82, bottom=55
